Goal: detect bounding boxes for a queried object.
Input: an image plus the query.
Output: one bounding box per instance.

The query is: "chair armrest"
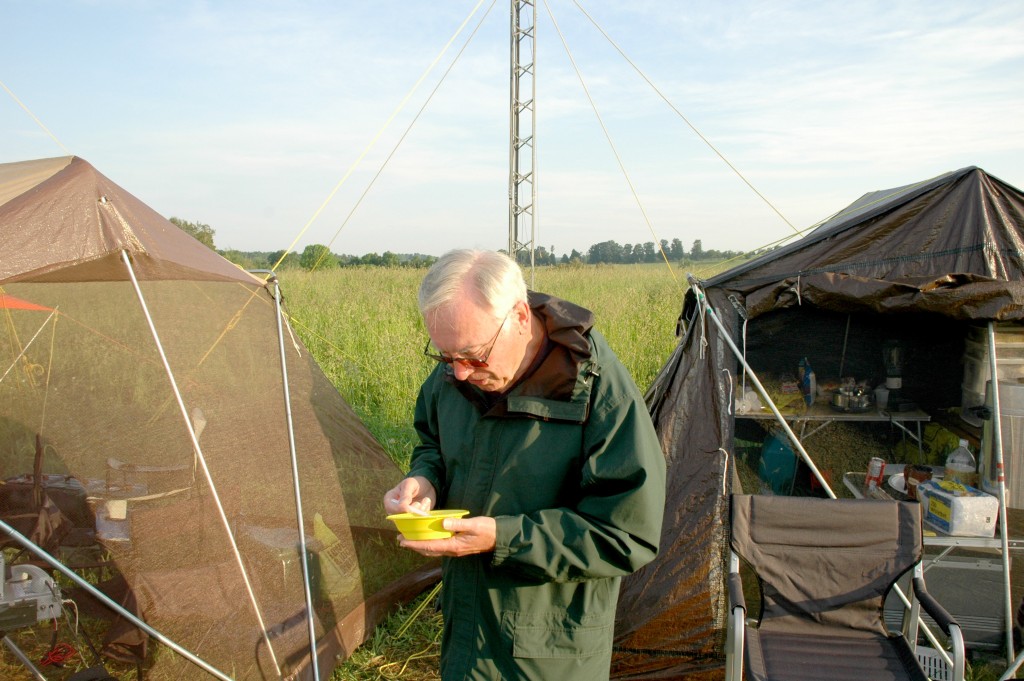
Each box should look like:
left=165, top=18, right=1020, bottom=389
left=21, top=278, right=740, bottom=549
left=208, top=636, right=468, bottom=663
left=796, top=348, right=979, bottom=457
left=913, top=575, right=966, bottom=681
left=725, top=570, right=747, bottom=681
left=912, top=576, right=956, bottom=635
left=728, top=571, right=746, bottom=614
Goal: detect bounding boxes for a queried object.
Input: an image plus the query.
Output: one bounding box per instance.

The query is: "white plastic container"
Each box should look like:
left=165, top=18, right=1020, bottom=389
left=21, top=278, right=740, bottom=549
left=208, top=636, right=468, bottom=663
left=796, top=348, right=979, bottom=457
left=967, top=323, right=1024, bottom=346
left=980, top=379, right=1024, bottom=508
left=874, top=386, right=889, bottom=410
left=960, top=325, right=1024, bottom=426
left=961, top=385, right=986, bottom=427
left=962, top=346, right=1024, bottom=394
left=918, top=480, right=998, bottom=537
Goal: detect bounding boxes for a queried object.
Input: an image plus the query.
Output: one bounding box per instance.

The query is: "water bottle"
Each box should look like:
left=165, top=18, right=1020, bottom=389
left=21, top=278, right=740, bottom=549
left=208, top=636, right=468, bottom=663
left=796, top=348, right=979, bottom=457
left=944, top=439, right=978, bottom=488
left=798, top=357, right=816, bottom=407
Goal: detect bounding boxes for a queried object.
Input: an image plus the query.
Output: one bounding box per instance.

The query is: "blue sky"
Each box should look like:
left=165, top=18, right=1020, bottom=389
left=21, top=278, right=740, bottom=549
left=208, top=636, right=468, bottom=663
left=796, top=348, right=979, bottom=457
left=2, top=1, right=1022, bottom=258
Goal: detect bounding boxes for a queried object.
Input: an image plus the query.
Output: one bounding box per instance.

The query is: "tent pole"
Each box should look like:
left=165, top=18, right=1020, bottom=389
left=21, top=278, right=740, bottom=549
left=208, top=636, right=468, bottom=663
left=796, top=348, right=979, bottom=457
left=0, top=518, right=235, bottom=681
left=838, top=314, right=851, bottom=379
left=3, top=635, right=48, bottom=680
left=689, top=278, right=835, bottom=498
left=987, top=321, right=1014, bottom=665
left=689, top=279, right=957, bottom=663
left=271, top=276, right=321, bottom=680
left=120, top=251, right=283, bottom=676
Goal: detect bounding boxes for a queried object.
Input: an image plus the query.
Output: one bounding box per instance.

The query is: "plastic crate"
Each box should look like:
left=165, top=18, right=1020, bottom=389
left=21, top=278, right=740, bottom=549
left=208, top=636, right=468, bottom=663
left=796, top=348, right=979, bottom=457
left=916, top=646, right=952, bottom=681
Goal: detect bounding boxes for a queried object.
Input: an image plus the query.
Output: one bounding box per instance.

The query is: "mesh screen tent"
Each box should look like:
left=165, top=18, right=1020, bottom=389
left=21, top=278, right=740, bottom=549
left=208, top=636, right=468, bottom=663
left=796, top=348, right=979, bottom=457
left=0, top=156, right=435, bottom=679
left=610, top=166, right=1024, bottom=679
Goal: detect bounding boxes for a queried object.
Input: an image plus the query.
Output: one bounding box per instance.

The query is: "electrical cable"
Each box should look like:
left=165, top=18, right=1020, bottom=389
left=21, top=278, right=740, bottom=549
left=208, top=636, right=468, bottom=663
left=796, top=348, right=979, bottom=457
left=65, top=598, right=105, bottom=667
left=39, top=641, right=78, bottom=667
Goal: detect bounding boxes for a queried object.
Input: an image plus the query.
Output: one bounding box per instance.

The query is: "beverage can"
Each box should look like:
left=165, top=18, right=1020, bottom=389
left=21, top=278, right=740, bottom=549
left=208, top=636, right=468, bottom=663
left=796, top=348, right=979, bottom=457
left=865, top=457, right=886, bottom=490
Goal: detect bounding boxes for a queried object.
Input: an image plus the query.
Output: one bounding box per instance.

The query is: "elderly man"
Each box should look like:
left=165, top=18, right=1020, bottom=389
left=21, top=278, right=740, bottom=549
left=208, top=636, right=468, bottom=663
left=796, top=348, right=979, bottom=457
left=384, top=249, right=665, bottom=681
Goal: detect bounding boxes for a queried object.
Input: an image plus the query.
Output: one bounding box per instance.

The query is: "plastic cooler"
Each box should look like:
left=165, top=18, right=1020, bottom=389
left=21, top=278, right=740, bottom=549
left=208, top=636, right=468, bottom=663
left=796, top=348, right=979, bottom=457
left=980, top=379, right=1024, bottom=508
left=961, top=325, right=1024, bottom=427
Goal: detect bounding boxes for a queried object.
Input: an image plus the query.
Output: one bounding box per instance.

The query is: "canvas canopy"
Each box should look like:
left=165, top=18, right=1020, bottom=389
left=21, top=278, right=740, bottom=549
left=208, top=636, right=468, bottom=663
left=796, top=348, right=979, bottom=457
left=0, top=156, right=433, bottom=679
left=610, top=166, right=1024, bottom=679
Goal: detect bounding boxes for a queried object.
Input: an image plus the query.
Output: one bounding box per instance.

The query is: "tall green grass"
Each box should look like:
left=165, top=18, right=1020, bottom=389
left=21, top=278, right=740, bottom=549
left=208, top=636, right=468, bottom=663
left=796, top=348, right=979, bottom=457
left=282, top=262, right=689, bottom=470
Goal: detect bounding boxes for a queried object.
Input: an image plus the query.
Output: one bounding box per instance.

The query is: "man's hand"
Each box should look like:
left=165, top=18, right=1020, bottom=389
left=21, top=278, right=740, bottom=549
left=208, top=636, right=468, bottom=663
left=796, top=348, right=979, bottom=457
left=400, top=516, right=497, bottom=558
left=383, top=476, right=437, bottom=516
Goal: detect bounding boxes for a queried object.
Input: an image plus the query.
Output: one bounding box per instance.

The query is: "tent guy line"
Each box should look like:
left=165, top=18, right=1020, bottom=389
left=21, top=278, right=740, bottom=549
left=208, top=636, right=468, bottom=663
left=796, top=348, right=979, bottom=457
left=545, top=0, right=677, bottom=282
left=0, top=78, right=70, bottom=156
left=566, top=0, right=799, bottom=237
left=304, top=0, right=499, bottom=274
left=270, top=0, right=492, bottom=273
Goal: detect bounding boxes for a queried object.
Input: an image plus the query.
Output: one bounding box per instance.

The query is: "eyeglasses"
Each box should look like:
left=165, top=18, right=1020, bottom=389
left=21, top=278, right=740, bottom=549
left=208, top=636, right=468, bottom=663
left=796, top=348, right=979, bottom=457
left=423, top=308, right=512, bottom=368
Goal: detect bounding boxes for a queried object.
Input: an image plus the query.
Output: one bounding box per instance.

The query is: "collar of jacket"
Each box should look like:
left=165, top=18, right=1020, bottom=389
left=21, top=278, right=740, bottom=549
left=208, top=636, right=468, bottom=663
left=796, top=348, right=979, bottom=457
left=447, top=291, right=599, bottom=423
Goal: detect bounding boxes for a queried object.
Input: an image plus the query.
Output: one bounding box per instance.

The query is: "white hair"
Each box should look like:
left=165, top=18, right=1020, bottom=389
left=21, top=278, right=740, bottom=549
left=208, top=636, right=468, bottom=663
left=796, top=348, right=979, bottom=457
left=418, top=249, right=527, bottom=318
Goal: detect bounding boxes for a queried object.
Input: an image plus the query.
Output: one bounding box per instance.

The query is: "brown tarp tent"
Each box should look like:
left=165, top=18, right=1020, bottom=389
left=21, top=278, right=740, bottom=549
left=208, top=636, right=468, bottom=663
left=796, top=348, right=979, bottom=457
left=0, top=156, right=435, bottom=679
left=610, top=166, right=1024, bottom=679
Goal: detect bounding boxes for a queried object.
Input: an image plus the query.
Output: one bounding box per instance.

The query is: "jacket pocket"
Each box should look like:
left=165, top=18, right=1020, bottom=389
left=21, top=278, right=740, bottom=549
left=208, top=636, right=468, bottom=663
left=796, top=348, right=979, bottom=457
left=504, top=610, right=614, bottom=659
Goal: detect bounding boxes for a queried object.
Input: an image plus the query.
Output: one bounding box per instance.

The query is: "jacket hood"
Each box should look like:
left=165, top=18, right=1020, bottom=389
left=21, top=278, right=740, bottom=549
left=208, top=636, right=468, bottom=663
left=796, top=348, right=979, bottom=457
left=448, top=291, right=596, bottom=416
left=519, top=290, right=595, bottom=400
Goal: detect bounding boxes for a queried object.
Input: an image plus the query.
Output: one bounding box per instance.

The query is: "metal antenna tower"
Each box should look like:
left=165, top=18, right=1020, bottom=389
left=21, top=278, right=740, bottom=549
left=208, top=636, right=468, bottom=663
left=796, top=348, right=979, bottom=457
left=508, top=0, right=536, bottom=271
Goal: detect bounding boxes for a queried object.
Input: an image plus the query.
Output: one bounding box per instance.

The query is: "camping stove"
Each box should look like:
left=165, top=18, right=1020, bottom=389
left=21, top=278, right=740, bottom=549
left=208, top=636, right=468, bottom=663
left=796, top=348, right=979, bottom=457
left=0, top=553, right=61, bottom=631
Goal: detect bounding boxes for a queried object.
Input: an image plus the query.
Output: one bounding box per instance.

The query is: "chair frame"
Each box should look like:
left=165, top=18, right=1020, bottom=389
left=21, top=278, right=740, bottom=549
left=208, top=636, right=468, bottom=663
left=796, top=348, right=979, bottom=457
left=725, top=494, right=966, bottom=681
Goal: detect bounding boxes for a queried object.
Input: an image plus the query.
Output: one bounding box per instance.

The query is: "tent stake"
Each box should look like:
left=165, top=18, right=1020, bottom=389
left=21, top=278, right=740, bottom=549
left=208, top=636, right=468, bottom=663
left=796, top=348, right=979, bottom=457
left=272, top=276, right=321, bottom=680
left=120, top=250, right=282, bottom=676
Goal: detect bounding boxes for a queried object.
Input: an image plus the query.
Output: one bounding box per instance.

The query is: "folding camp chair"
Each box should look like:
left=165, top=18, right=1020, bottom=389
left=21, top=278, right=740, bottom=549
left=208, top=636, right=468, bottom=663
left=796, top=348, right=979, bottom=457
left=726, top=494, right=965, bottom=681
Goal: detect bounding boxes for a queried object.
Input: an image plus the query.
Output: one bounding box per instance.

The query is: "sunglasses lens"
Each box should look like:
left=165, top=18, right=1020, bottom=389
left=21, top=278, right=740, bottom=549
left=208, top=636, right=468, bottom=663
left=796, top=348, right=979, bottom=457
left=425, top=351, right=486, bottom=368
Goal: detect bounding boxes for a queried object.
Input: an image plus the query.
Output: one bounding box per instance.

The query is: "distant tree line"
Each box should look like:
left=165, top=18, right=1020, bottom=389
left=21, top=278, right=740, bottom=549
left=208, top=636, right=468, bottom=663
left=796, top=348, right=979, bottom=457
left=516, top=238, right=743, bottom=265
left=169, top=217, right=216, bottom=249
left=169, top=216, right=744, bottom=271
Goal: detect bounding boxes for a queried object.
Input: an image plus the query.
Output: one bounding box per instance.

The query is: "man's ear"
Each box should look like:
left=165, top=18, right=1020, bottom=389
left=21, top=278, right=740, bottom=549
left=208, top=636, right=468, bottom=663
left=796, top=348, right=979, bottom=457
left=513, top=300, right=531, bottom=332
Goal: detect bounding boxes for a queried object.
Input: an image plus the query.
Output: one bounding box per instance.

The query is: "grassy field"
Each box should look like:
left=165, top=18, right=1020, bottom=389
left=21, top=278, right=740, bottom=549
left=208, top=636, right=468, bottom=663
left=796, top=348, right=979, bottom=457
left=280, top=261, right=689, bottom=680
left=283, top=262, right=691, bottom=470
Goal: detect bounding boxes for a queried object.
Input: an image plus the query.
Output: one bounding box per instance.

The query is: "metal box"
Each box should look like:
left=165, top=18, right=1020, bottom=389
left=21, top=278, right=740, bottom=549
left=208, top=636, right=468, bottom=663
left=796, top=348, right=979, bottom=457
left=883, top=554, right=1006, bottom=650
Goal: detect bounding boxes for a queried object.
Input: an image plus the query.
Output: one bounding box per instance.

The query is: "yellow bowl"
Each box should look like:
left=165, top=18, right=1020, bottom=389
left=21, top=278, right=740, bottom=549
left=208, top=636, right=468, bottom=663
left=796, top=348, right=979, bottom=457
left=386, top=509, right=470, bottom=540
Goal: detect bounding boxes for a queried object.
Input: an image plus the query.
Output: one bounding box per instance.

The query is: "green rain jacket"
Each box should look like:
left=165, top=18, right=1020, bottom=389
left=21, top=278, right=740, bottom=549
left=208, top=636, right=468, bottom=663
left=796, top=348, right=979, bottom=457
left=407, top=292, right=667, bottom=681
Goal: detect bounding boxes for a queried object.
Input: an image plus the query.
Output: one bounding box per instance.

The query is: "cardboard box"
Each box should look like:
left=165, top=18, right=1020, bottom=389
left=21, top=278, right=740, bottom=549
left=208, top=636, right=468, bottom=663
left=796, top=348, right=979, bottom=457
left=918, top=480, right=999, bottom=537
